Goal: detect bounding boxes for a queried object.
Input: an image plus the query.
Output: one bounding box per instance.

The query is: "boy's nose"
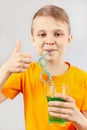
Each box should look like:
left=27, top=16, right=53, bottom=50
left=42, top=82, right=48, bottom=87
left=45, top=42, right=55, bottom=45
left=45, top=36, right=55, bottom=45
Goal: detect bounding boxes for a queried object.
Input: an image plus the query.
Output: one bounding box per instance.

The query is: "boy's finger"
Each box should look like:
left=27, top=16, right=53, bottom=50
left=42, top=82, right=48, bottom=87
left=55, top=93, right=75, bottom=103
left=13, top=40, right=21, bottom=52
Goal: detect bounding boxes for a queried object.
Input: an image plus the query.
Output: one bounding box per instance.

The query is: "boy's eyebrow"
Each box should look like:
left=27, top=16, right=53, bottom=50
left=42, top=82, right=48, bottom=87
left=37, top=30, right=45, bottom=33
left=53, top=29, right=65, bottom=32
left=38, top=29, right=64, bottom=32
left=37, top=29, right=64, bottom=33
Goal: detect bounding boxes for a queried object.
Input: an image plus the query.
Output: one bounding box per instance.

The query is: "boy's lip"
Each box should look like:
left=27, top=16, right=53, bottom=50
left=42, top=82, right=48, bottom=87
left=44, top=49, right=57, bottom=52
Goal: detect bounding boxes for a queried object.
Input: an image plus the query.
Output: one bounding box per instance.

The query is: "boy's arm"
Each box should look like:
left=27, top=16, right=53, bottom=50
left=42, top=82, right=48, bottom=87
left=0, top=40, right=32, bottom=103
left=0, top=63, right=11, bottom=88
left=74, top=110, right=87, bottom=130
left=0, top=63, right=12, bottom=103
left=82, top=110, right=87, bottom=118
left=0, top=91, right=8, bottom=103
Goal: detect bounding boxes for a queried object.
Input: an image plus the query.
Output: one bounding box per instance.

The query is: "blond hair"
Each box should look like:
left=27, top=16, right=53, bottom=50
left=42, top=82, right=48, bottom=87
left=31, top=5, right=71, bottom=35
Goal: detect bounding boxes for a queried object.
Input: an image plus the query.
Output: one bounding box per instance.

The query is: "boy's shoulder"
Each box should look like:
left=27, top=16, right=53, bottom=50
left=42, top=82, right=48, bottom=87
left=28, top=61, right=39, bottom=69
left=26, top=61, right=41, bottom=72
left=70, top=64, right=87, bottom=77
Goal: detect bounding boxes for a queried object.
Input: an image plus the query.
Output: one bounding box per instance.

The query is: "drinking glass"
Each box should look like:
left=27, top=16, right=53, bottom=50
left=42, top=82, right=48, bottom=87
left=46, top=82, right=70, bottom=124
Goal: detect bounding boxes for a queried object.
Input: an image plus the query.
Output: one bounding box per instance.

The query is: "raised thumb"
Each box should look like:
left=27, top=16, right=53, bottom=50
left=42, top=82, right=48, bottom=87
left=14, top=40, right=21, bottom=52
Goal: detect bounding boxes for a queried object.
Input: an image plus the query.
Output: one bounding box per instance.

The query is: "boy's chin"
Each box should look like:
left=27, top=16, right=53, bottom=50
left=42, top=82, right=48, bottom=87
left=46, top=55, right=59, bottom=63
left=46, top=57, right=54, bottom=62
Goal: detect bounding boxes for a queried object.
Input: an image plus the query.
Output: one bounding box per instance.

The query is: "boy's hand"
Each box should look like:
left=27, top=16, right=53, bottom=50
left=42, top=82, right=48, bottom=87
left=4, top=40, right=32, bottom=73
left=48, top=94, right=84, bottom=124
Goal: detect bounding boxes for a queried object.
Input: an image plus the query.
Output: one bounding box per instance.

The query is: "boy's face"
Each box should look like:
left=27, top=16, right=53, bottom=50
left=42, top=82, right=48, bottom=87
left=31, top=16, right=72, bottom=62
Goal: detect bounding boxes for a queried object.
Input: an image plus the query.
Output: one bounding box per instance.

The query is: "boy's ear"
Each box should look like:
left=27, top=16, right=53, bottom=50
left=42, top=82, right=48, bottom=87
left=68, top=34, right=73, bottom=46
left=30, top=35, right=36, bottom=47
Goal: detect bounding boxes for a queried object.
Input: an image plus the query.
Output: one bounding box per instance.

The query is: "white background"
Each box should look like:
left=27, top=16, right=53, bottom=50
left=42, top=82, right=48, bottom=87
left=0, top=0, right=87, bottom=130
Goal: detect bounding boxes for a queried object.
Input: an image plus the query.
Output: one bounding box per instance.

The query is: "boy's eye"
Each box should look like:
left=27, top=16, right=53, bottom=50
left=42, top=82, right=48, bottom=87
left=55, top=32, right=62, bottom=37
left=38, top=33, right=46, bottom=37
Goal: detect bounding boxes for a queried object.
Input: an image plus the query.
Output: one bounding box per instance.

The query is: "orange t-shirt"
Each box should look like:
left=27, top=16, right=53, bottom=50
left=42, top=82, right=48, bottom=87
left=1, top=62, right=87, bottom=130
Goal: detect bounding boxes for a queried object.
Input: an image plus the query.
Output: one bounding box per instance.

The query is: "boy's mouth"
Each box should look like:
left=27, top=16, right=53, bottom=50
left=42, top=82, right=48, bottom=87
left=44, top=49, right=57, bottom=52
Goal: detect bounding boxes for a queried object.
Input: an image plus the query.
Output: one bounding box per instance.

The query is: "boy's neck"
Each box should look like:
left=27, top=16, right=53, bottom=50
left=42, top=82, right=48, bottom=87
left=45, top=60, right=69, bottom=76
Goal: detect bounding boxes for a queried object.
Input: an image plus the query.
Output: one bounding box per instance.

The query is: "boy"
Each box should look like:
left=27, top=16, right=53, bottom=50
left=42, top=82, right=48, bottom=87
left=0, top=5, right=87, bottom=130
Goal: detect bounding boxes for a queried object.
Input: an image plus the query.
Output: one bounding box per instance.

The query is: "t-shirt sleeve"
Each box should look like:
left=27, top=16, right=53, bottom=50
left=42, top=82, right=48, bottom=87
left=1, top=72, right=23, bottom=99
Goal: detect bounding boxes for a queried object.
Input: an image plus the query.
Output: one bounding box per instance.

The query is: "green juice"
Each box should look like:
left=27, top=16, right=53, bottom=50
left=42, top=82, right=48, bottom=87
left=46, top=96, right=66, bottom=124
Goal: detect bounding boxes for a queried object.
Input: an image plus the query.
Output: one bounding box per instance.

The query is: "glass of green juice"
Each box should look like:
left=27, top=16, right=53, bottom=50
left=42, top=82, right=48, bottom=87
left=46, top=82, right=70, bottom=124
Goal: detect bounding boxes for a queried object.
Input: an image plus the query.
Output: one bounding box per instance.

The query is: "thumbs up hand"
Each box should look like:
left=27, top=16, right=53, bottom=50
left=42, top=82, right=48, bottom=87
left=4, top=40, right=32, bottom=73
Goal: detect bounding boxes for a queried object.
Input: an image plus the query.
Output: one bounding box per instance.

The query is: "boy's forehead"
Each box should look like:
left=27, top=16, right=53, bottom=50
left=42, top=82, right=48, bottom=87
left=32, top=16, right=68, bottom=31
left=33, top=16, right=66, bottom=24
